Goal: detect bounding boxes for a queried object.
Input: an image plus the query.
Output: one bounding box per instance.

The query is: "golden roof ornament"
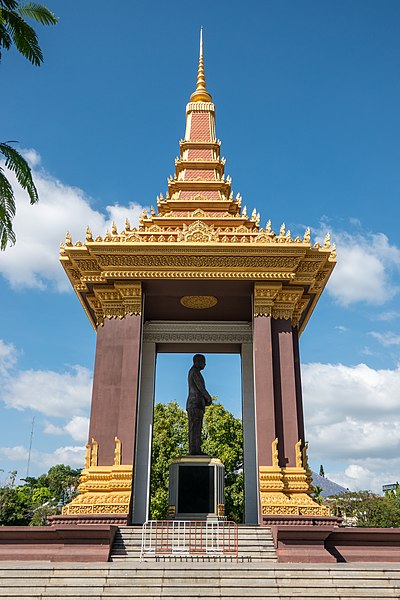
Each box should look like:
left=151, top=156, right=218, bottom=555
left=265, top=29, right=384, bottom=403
left=190, top=27, right=213, bottom=103
left=323, top=231, right=331, bottom=248
left=85, top=226, right=93, bottom=243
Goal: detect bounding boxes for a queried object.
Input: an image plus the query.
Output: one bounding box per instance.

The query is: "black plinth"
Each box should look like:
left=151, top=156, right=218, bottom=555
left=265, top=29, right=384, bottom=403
left=178, top=465, right=214, bottom=514
left=168, top=456, right=225, bottom=520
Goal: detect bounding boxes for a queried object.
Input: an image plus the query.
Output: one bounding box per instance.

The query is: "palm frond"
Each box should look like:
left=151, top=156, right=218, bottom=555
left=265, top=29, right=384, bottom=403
left=0, top=170, right=16, bottom=249
left=0, top=2, right=19, bottom=10
left=0, top=142, right=39, bottom=204
left=2, top=7, right=42, bottom=64
left=18, top=3, right=57, bottom=26
left=0, top=21, right=12, bottom=53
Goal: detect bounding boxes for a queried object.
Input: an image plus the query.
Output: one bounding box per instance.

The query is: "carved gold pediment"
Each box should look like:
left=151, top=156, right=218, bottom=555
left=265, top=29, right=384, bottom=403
left=177, top=220, right=219, bottom=243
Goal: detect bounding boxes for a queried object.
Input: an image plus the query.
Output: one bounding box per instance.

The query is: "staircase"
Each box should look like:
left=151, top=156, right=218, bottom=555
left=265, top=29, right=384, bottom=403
left=0, top=562, right=400, bottom=598
left=109, top=525, right=277, bottom=562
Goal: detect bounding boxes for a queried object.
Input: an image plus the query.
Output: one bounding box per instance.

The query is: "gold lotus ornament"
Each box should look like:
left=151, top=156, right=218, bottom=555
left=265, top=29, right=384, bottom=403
left=180, top=295, right=218, bottom=309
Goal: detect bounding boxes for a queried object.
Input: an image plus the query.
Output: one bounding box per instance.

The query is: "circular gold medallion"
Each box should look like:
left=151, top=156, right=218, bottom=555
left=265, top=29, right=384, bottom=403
left=180, top=295, right=218, bottom=310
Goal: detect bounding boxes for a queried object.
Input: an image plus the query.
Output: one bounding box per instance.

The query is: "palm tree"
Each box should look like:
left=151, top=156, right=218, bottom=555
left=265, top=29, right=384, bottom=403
left=312, top=485, right=324, bottom=505
left=0, top=0, right=57, bottom=65
left=0, top=142, right=38, bottom=249
left=0, top=1, right=57, bottom=249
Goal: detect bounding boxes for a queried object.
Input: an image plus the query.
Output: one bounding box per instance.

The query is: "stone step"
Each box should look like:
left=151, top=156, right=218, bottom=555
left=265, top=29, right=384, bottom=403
left=110, top=524, right=278, bottom=562
left=0, top=562, right=399, bottom=599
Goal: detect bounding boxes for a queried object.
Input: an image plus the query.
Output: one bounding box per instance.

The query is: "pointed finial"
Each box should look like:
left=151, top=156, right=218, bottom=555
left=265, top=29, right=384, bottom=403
left=85, top=226, right=93, bottom=242
left=323, top=231, right=331, bottom=248
left=190, top=28, right=212, bottom=103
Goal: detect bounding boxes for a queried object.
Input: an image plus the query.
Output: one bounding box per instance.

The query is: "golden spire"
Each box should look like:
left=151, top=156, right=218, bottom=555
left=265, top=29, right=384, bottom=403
left=190, top=27, right=212, bottom=103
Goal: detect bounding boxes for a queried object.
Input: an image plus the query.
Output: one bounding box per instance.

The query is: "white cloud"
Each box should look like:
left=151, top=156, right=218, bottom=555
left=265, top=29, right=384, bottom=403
left=316, top=227, right=400, bottom=306
left=376, top=311, right=400, bottom=322
left=303, top=361, right=400, bottom=492
left=361, top=346, right=374, bottom=356
left=0, top=338, right=92, bottom=448
left=303, top=362, right=400, bottom=424
left=309, top=418, right=400, bottom=459
left=44, top=416, right=89, bottom=442
left=328, top=459, right=400, bottom=493
left=65, top=416, right=89, bottom=441
left=43, top=422, right=64, bottom=436
left=369, top=331, right=400, bottom=346
left=0, top=149, right=147, bottom=290
left=0, top=445, right=85, bottom=470
left=0, top=340, right=18, bottom=375
left=22, top=148, right=41, bottom=168
left=1, top=365, right=92, bottom=418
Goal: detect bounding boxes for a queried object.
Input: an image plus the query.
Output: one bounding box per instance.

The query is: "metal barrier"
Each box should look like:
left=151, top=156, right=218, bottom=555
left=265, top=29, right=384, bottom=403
left=140, top=520, right=238, bottom=561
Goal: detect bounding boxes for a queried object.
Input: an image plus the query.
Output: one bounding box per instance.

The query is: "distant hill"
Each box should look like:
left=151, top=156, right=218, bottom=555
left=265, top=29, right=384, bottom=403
left=311, top=471, right=348, bottom=498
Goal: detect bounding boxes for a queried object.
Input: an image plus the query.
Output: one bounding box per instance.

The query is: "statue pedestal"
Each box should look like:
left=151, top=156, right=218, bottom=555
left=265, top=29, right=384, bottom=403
left=168, top=456, right=225, bottom=520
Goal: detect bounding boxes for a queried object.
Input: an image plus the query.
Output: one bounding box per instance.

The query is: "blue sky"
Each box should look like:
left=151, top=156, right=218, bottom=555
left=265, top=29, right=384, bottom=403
left=1, top=0, right=400, bottom=493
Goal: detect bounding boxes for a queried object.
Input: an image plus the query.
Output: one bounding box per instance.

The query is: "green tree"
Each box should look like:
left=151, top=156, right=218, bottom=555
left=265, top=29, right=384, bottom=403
left=0, top=485, right=30, bottom=525
left=36, top=464, right=81, bottom=499
left=312, top=485, right=324, bottom=505
left=150, top=401, right=188, bottom=519
left=202, top=402, right=243, bottom=522
left=0, top=0, right=57, bottom=249
left=328, top=489, right=400, bottom=527
left=319, top=464, right=325, bottom=477
left=0, top=464, right=80, bottom=525
left=149, top=401, right=244, bottom=522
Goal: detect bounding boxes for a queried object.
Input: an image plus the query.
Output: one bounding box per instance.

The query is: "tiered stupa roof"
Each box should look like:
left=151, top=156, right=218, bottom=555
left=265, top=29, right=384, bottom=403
left=128, top=29, right=261, bottom=244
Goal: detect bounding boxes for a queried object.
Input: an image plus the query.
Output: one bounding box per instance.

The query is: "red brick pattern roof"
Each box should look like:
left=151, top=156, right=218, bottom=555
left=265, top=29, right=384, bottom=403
left=189, top=112, right=212, bottom=141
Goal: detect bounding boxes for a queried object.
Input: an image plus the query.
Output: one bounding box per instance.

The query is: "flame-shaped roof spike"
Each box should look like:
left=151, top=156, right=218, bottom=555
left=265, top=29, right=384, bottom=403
left=190, top=27, right=213, bottom=103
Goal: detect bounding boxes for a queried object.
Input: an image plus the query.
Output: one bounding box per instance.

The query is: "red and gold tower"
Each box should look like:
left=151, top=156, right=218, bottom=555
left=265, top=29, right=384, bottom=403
left=60, top=32, right=335, bottom=524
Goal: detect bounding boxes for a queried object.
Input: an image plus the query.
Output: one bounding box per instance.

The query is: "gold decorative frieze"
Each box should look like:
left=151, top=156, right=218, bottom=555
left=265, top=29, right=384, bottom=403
left=259, top=439, right=330, bottom=517
left=63, top=438, right=132, bottom=516
left=254, top=283, right=310, bottom=327
left=254, top=283, right=281, bottom=317
left=60, top=239, right=333, bottom=330
left=85, top=281, right=142, bottom=327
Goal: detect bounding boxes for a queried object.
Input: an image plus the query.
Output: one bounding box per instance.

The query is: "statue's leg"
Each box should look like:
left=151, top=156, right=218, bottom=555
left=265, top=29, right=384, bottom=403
left=193, top=409, right=204, bottom=455
left=188, top=408, right=199, bottom=455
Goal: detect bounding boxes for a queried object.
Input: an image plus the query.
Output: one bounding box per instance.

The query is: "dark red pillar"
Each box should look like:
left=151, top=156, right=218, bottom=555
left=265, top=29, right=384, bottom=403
left=253, top=315, right=276, bottom=467
left=271, top=318, right=304, bottom=467
left=88, top=314, right=142, bottom=466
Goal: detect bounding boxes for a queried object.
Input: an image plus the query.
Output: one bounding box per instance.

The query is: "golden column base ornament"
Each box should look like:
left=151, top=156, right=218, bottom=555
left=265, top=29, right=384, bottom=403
left=259, top=439, right=330, bottom=517
left=62, top=437, right=133, bottom=516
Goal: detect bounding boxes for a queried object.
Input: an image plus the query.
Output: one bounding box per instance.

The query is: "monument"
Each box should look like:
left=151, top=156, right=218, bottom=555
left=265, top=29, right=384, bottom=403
left=186, top=353, right=212, bottom=456
left=58, top=31, right=336, bottom=526
left=168, top=354, right=225, bottom=520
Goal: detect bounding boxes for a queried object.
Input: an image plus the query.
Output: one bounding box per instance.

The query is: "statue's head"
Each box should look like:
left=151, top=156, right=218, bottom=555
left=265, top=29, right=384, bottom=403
left=193, top=353, right=206, bottom=370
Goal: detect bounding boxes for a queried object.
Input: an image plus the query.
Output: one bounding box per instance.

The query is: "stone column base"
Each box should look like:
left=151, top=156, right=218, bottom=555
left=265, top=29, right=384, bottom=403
left=48, top=513, right=128, bottom=526
left=61, top=464, right=133, bottom=520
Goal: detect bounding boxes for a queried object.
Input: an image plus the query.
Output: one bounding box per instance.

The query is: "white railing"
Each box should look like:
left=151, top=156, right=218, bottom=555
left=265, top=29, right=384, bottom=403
left=140, top=520, right=238, bottom=561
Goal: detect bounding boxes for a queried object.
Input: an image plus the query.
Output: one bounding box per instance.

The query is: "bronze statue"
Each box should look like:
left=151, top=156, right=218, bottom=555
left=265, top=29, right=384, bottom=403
left=186, top=354, right=212, bottom=455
